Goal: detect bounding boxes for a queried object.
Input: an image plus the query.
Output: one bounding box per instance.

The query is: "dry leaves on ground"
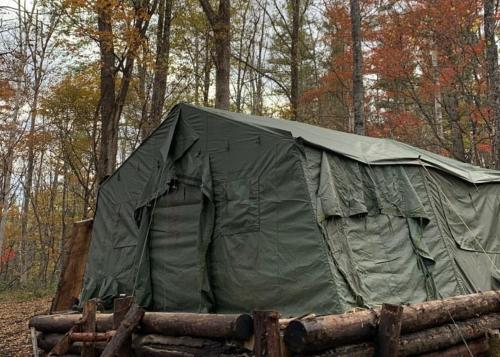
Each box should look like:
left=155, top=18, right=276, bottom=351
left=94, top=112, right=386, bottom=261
left=0, top=295, right=51, bottom=357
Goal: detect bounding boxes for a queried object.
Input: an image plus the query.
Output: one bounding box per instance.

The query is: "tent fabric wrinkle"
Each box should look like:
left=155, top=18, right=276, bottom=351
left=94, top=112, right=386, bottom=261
left=79, top=103, right=500, bottom=316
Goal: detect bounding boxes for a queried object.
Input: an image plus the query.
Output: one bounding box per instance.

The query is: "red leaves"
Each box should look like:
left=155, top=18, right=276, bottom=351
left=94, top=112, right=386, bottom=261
left=0, top=248, right=16, bottom=264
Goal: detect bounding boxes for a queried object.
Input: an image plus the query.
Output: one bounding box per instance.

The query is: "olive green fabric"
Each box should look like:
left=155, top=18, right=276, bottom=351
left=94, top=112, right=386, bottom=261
left=80, top=103, right=500, bottom=316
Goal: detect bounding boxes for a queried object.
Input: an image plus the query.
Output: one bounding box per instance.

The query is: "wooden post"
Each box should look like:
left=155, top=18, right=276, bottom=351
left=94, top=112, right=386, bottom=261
left=81, top=299, right=97, bottom=357
left=51, top=219, right=93, bottom=313
left=112, top=296, right=133, bottom=356
left=101, top=302, right=144, bottom=357
left=253, top=311, right=281, bottom=357
left=31, top=327, right=39, bottom=357
left=489, top=329, right=500, bottom=357
left=377, top=303, right=403, bottom=357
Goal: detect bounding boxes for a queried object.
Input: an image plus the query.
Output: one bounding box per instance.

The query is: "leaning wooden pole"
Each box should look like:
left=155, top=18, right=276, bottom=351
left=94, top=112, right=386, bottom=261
left=284, top=291, right=500, bottom=353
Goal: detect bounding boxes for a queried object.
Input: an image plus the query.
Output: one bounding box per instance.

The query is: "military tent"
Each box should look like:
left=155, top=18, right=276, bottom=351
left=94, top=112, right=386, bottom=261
left=80, top=103, right=500, bottom=316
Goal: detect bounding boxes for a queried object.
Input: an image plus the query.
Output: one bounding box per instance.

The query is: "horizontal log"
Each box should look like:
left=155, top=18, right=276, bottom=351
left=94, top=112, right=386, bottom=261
left=307, top=313, right=500, bottom=356
left=30, top=313, right=114, bottom=333
left=37, top=333, right=107, bottom=354
left=70, top=331, right=116, bottom=342
left=30, top=311, right=254, bottom=341
left=133, top=334, right=251, bottom=356
left=140, top=312, right=254, bottom=340
left=417, top=337, right=489, bottom=357
left=285, top=291, right=500, bottom=353
left=398, top=313, right=500, bottom=355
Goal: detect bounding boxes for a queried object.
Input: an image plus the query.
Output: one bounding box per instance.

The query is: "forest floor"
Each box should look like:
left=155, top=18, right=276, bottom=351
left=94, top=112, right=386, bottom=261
left=0, top=289, right=52, bottom=357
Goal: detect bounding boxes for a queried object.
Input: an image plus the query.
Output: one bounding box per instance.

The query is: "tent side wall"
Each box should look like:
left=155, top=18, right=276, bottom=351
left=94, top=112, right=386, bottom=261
left=301, top=144, right=500, bottom=311
left=80, top=107, right=180, bottom=306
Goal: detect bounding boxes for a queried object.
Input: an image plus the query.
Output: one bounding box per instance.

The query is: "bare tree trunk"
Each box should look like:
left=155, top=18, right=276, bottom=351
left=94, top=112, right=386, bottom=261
left=254, top=8, right=265, bottom=115
left=0, top=104, right=17, bottom=261
left=138, top=46, right=150, bottom=140
left=199, top=0, right=231, bottom=110
left=350, top=0, right=365, bottom=135
left=96, top=1, right=156, bottom=184
left=290, top=0, right=301, bottom=120
left=235, top=5, right=247, bottom=112
left=96, top=1, right=116, bottom=184
left=203, top=29, right=212, bottom=106
left=20, top=97, right=37, bottom=285
left=194, top=35, right=201, bottom=105
left=148, top=0, right=173, bottom=135
left=430, top=49, right=444, bottom=140
left=484, top=0, right=500, bottom=168
left=446, top=93, right=466, bottom=162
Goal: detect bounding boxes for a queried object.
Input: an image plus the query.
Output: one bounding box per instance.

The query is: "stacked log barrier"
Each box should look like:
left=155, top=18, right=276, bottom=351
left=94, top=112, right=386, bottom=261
left=284, top=291, right=500, bottom=356
left=31, top=312, right=255, bottom=356
left=30, top=291, right=500, bottom=356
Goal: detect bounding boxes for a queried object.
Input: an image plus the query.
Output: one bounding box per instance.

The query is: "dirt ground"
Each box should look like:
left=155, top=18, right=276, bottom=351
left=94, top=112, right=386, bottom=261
left=0, top=294, right=51, bottom=357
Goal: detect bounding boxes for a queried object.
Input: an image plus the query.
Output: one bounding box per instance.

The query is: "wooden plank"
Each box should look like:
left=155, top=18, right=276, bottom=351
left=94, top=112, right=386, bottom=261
left=50, top=219, right=93, bottom=313
left=377, top=303, right=403, bottom=357
left=101, top=302, right=144, bottom=357
left=253, top=310, right=281, bottom=357
left=81, top=299, right=97, bottom=357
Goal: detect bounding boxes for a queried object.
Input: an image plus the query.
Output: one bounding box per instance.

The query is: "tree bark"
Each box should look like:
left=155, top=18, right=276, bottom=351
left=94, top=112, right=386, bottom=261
left=350, top=0, right=365, bottom=135
left=445, top=93, right=466, bottom=162
left=96, top=0, right=117, bottom=184
left=199, top=0, right=231, bottom=110
left=203, top=29, right=212, bottom=106
left=290, top=0, right=301, bottom=121
left=147, top=0, right=173, bottom=135
left=484, top=0, right=500, bottom=168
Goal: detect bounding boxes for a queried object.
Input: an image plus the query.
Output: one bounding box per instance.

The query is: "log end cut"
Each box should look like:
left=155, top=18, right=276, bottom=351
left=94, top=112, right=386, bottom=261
left=235, top=313, right=254, bottom=340
left=284, top=320, right=308, bottom=353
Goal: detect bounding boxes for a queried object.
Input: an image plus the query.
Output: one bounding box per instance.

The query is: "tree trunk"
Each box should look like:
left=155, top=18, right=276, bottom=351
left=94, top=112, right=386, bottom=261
left=350, top=0, right=365, bottom=135
left=290, top=0, right=301, bottom=120
left=446, top=93, right=466, bottom=162
left=199, top=0, right=231, bottom=110
left=96, top=0, right=117, bottom=184
left=430, top=49, right=444, bottom=141
left=147, top=0, right=173, bottom=135
left=20, top=92, right=38, bottom=285
left=203, top=29, right=212, bottom=106
left=484, top=0, right=500, bottom=168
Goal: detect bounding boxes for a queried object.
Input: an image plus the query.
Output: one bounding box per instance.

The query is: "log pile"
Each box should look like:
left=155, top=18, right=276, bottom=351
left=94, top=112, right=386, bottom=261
left=30, top=305, right=255, bottom=356
left=283, top=291, right=500, bottom=356
left=30, top=291, right=500, bottom=357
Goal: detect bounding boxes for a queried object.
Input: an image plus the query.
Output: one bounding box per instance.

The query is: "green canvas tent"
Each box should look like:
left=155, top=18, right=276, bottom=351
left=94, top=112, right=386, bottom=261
left=80, top=103, right=500, bottom=316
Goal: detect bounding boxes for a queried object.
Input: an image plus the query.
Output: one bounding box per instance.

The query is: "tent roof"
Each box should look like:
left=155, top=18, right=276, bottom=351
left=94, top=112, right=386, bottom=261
left=188, top=104, right=500, bottom=184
